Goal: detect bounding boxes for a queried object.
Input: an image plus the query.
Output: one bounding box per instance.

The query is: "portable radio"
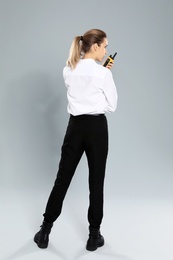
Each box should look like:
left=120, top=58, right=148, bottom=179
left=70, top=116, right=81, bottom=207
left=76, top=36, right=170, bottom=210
left=103, top=52, right=117, bottom=67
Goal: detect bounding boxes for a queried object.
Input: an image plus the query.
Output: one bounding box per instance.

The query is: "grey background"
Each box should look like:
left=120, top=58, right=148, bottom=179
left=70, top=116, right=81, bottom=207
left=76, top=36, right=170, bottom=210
left=0, top=1, right=173, bottom=260
left=0, top=0, right=172, bottom=198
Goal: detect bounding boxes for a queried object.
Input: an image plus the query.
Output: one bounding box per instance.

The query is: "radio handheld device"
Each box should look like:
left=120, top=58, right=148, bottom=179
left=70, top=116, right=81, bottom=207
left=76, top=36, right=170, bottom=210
left=103, top=52, right=117, bottom=67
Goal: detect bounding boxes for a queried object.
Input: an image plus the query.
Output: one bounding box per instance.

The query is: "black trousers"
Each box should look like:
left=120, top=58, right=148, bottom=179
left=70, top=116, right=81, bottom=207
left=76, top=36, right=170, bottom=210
left=43, top=114, right=108, bottom=229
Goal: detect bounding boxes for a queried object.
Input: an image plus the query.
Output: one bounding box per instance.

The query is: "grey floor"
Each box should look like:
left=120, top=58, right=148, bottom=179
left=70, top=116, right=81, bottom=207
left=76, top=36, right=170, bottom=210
left=0, top=188, right=173, bottom=260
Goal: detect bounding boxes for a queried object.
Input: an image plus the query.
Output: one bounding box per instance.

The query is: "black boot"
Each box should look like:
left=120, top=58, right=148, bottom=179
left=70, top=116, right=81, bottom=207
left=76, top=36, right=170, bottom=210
left=34, top=221, right=53, bottom=249
left=86, top=227, right=104, bottom=251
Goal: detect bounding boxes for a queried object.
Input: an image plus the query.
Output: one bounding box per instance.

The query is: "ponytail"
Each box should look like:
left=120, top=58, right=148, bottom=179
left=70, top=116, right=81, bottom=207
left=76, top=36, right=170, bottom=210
left=66, top=36, right=82, bottom=70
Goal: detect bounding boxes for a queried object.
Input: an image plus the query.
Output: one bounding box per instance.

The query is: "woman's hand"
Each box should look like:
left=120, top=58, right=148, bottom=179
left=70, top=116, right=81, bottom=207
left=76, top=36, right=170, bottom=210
left=106, top=61, right=114, bottom=70
left=102, top=60, right=114, bottom=70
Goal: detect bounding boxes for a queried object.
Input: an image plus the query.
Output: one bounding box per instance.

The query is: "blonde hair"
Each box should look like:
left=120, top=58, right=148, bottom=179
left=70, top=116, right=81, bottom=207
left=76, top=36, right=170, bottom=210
left=66, top=29, right=107, bottom=70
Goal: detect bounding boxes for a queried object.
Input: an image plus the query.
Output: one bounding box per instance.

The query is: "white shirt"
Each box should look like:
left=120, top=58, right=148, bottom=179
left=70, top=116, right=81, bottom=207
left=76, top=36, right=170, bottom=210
left=63, top=59, right=118, bottom=116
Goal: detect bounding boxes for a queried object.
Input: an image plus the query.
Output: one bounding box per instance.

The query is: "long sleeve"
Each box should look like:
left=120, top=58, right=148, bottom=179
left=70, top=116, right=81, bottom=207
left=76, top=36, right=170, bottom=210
left=102, top=70, right=118, bottom=113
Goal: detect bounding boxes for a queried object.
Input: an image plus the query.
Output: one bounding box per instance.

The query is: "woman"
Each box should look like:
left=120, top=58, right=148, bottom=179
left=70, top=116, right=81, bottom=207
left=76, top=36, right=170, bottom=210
left=34, top=28, right=118, bottom=251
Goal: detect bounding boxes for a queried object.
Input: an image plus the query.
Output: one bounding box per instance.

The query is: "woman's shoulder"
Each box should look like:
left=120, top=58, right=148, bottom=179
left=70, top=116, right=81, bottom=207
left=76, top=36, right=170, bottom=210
left=63, top=65, right=72, bottom=76
left=94, top=62, right=113, bottom=77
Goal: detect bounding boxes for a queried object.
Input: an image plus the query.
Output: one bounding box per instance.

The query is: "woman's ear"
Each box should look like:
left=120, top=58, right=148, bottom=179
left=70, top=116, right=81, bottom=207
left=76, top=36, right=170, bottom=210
left=93, top=43, right=98, bottom=52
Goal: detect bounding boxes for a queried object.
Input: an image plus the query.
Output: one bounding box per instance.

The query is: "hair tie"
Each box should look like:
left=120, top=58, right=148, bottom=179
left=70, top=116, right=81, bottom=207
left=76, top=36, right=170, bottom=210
left=80, top=36, right=83, bottom=41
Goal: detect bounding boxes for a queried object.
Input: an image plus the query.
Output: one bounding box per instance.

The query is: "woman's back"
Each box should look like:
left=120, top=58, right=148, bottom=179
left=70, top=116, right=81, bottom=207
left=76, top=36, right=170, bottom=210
left=63, top=58, right=117, bottom=115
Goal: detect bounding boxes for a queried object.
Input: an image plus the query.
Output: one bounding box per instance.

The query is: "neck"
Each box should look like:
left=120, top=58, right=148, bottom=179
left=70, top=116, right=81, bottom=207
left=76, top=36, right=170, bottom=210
left=83, top=52, right=96, bottom=60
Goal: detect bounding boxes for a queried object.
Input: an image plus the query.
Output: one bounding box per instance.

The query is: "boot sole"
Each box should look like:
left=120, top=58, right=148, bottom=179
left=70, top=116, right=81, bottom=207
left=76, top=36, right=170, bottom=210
left=86, top=241, right=104, bottom=251
left=34, top=237, right=48, bottom=249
